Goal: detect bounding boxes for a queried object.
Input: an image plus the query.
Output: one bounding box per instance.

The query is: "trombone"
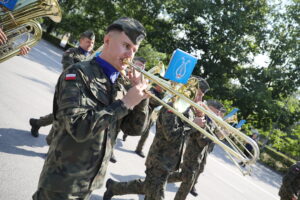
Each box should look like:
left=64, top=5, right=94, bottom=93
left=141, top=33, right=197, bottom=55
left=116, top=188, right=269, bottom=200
left=124, top=60, right=260, bottom=174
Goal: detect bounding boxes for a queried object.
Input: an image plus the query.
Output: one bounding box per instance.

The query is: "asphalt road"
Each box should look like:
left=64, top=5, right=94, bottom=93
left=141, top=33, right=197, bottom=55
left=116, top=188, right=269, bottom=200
left=0, top=40, right=283, bottom=200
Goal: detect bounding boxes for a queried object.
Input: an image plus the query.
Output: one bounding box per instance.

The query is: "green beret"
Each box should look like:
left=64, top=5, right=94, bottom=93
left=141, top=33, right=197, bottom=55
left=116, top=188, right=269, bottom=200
left=133, top=56, right=147, bottom=64
left=80, top=30, right=95, bottom=40
left=107, top=17, right=146, bottom=45
left=206, top=99, right=225, bottom=112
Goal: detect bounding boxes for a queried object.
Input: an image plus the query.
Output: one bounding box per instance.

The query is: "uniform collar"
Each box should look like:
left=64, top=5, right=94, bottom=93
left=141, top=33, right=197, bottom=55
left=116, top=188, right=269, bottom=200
left=78, top=46, right=91, bottom=56
left=95, top=56, right=120, bottom=84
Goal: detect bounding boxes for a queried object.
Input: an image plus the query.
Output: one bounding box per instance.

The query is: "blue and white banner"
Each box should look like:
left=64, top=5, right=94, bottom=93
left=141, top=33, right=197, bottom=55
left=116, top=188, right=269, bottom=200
left=235, top=119, right=246, bottom=128
left=0, top=0, right=18, bottom=10
left=164, top=49, right=198, bottom=84
left=223, top=108, right=239, bottom=120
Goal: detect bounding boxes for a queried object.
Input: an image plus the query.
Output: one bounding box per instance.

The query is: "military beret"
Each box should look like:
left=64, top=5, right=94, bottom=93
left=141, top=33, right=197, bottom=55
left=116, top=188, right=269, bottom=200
left=191, top=76, right=210, bottom=94
left=133, top=56, right=147, bottom=64
left=80, top=30, right=95, bottom=40
left=107, top=17, right=146, bottom=45
left=206, top=99, right=225, bottom=112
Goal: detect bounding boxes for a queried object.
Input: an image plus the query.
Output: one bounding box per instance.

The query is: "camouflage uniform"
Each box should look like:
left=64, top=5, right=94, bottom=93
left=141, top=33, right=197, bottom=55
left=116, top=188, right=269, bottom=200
left=105, top=105, right=195, bottom=200
left=279, top=161, right=300, bottom=200
left=32, top=46, right=93, bottom=143
left=168, top=116, right=216, bottom=200
left=61, top=47, right=93, bottom=70
left=32, top=58, right=148, bottom=200
left=135, top=88, right=164, bottom=153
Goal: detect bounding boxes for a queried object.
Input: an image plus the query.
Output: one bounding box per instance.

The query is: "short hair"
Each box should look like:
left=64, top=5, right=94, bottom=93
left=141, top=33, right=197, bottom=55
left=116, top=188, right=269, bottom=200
left=133, top=56, right=146, bottom=64
left=80, top=30, right=95, bottom=40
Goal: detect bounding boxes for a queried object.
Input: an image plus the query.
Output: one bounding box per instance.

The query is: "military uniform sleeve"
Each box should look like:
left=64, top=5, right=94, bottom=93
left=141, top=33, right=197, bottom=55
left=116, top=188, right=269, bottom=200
left=120, top=98, right=149, bottom=136
left=55, top=67, right=128, bottom=143
left=158, top=107, right=186, bottom=141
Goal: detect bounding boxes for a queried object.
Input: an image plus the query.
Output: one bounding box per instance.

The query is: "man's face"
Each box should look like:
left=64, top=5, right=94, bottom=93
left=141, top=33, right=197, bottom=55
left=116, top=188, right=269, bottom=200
left=101, top=31, right=139, bottom=72
left=79, top=37, right=95, bottom=52
left=194, top=88, right=204, bottom=103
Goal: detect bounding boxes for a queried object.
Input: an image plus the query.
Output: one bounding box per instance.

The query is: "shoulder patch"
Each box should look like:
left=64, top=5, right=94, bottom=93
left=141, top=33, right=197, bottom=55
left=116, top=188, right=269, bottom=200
left=65, top=73, right=76, bottom=80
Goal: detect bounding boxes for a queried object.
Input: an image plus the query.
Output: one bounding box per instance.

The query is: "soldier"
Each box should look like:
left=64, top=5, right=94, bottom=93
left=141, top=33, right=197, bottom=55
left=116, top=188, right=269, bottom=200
left=279, top=161, right=300, bottom=200
left=29, top=30, right=95, bottom=139
left=32, top=17, right=148, bottom=200
left=110, top=56, right=148, bottom=163
left=133, top=84, right=164, bottom=158
left=168, top=99, right=226, bottom=199
left=103, top=76, right=208, bottom=200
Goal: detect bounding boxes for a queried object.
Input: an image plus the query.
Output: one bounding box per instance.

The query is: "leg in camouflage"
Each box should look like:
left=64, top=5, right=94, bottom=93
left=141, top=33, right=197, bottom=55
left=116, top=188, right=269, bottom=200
left=135, top=120, right=153, bottom=158
left=173, top=170, right=196, bottom=200
left=29, top=113, right=54, bottom=137
left=103, top=178, right=144, bottom=200
left=143, top=167, right=169, bottom=200
left=32, top=187, right=92, bottom=200
left=167, top=171, right=182, bottom=183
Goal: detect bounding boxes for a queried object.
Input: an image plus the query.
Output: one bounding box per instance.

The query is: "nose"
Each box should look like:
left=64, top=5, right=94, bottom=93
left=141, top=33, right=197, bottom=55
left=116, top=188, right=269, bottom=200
left=125, top=48, right=134, bottom=59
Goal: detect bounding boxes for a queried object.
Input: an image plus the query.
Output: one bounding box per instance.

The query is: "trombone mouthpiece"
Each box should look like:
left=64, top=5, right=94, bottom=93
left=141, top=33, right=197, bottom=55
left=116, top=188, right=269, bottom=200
left=123, top=58, right=131, bottom=65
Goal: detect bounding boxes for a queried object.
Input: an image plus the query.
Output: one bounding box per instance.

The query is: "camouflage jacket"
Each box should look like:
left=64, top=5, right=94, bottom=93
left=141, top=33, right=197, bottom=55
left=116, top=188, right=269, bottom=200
left=61, top=47, right=94, bottom=70
left=37, top=58, right=148, bottom=193
left=145, top=105, right=196, bottom=172
left=279, top=161, right=300, bottom=199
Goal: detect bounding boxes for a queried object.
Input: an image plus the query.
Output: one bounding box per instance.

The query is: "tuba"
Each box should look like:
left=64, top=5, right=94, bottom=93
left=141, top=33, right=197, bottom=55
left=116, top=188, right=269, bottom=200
left=124, top=60, right=260, bottom=175
left=0, top=0, right=62, bottom=62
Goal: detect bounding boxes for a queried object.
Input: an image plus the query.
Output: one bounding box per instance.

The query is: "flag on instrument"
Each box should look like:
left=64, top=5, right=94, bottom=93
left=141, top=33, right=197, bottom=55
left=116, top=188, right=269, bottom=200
left=235, top=119, right=246, bottom=128
left=0, top=0, right=18, bottom=11
left=164, top=49, right=198, bottom=84
left=223, top=108, right=239, bottom=121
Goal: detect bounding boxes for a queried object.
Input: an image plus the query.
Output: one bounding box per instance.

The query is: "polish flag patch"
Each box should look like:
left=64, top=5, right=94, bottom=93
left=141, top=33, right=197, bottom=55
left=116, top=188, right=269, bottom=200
left=65, top=73, right=76, bottom=80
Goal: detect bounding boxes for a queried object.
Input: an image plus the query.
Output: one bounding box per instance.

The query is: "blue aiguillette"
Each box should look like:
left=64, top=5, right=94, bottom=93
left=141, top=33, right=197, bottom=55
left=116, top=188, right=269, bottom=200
left=0, top=0, right=18, bottom=11
left=164, top=49, right=198, bottom=84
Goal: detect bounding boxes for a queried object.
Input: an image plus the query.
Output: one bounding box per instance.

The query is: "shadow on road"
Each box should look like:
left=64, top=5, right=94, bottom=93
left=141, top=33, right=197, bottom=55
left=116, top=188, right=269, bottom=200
left=211, top=145, right=282, bottom=188
left=0, top=128, right=47, bottom=158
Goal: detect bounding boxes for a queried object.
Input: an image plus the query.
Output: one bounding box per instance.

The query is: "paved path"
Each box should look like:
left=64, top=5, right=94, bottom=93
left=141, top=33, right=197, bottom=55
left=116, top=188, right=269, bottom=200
left=0, top=40, right=282, bottom=200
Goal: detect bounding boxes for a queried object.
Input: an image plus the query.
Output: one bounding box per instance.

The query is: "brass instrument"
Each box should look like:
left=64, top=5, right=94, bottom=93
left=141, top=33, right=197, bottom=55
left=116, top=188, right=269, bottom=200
left=0, top=20, right=42, bottom=62
left=124, top=60, right=260, bottom=174
left=0, top=0, right=62, bottom=62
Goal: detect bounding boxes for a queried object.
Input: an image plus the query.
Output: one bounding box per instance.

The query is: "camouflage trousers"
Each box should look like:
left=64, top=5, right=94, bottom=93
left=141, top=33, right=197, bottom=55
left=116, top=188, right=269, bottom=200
left=36, top=113, right=53, bottom=127
left=109, top=167, right=169, bottom=200
left=32, top=187, right=92, bottom=200
left=167, top=145, right=209, bottom=200
left=136, top=120, right=153, bottom=152
left=35, top=113, right=55, bottom=145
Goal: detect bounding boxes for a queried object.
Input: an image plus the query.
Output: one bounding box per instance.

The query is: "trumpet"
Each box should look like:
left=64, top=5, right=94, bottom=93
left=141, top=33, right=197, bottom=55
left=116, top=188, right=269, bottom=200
left=124, top=60, right=260, bottom=174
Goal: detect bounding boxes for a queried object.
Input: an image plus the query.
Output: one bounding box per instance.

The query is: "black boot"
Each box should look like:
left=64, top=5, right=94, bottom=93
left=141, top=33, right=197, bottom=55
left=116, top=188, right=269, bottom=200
left=135, top=150, right=145, bottom=158
left=110, top=153, right=117, bottom=163
left=29, top=118, right=40, bottom=137
left=122, top=134, right=128, bottom=141
left=103, top=178, right=115, bottom=200
left=190, top=186, right=198, bottom=197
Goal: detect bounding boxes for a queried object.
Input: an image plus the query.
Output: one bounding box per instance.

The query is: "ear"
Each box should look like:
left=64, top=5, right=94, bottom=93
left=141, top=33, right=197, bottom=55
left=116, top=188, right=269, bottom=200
left=103, top=34, right=110, bottom=46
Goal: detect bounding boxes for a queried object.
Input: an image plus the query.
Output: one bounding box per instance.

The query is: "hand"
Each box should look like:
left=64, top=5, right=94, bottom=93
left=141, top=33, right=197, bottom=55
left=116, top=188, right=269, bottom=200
left=0, top=28, right=8, bottom=45
left=19, top=45, right=31, bottom=55
left=122, top=80, right=149, bottom=109
left=128, top=68, right=144, bottom=86
left=291, top=196, right=298, bottom=200
left=193, top=116, right=206, bottom=128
